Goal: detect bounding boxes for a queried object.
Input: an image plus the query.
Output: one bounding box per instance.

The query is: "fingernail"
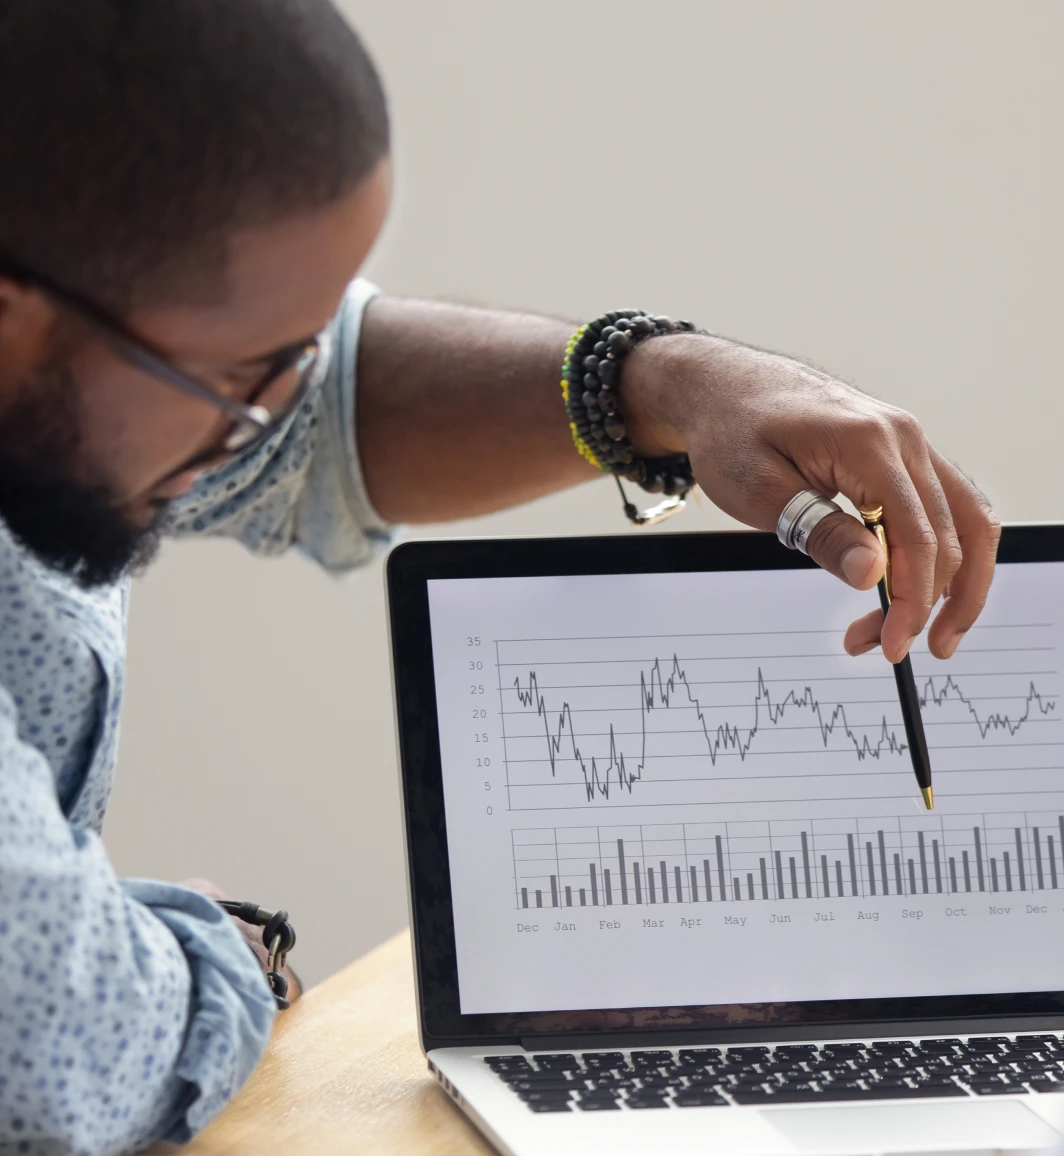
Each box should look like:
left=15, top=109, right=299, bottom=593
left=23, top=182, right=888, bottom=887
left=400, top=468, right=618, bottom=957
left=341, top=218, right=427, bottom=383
left=942, top=631, right=964, bottom=659
left=897, top=634, right=917, bottom=660
left=841, top=544, right=879, bottom=587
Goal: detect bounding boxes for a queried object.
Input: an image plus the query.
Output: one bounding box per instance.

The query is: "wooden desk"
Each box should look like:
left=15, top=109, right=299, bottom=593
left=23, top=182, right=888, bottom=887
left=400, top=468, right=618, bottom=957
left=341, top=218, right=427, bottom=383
left=150, top=930, right=493, bottom=1156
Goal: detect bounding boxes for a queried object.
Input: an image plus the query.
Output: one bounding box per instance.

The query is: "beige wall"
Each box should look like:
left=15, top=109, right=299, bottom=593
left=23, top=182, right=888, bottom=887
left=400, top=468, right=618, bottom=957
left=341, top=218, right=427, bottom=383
left=104, top=0, right=1064, bottom=986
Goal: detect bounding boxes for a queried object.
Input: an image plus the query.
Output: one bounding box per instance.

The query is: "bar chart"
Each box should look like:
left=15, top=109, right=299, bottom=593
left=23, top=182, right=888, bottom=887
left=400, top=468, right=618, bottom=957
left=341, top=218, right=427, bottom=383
left=512, top=809, right=1064, bottom=908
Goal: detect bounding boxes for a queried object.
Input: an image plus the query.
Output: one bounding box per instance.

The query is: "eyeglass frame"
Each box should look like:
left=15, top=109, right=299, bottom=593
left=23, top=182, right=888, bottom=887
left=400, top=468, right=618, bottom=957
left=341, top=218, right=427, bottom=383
left=0, top=253, right=331, bottom=459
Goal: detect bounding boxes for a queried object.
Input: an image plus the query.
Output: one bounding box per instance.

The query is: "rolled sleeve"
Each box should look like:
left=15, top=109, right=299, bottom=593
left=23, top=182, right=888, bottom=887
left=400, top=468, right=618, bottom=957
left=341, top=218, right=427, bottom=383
left=168, top=277, right=397, bottom=572
left=0, top=686, right=275, bottom=1156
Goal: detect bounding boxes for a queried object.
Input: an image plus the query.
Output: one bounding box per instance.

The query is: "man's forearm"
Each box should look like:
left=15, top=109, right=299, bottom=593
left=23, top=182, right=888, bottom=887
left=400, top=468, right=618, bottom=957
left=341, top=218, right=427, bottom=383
left=356, top=296, right=595, bottom=523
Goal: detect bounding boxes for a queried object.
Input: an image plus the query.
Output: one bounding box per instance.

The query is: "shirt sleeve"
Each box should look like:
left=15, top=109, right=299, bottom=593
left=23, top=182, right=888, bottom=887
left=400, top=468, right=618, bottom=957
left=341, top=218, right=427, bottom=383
left=0, top=684, right=277, bottom=1156
left=167, top=276, right=396, bottom=571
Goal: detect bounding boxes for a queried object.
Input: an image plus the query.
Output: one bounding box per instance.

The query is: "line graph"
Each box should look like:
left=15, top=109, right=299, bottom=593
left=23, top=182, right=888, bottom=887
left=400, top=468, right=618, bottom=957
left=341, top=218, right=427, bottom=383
left=498, top=627, right=1059, bottom=811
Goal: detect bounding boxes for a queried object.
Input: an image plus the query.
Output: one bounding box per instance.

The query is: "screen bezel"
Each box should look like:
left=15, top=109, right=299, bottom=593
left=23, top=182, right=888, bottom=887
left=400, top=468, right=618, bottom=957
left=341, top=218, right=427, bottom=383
left=387, top=525, right=1064, bottom=1050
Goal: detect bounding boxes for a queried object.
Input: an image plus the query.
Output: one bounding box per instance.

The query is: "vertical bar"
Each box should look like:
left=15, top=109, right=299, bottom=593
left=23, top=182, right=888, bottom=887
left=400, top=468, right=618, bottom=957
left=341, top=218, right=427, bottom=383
left=590, top=864, right=599, bottom=906
left=535, top=889, right=543, bottom=908
left=821, top=854, right=830, bottom=897
left=801, top=832, right=813, bottom=898
left=674, top=866, right=684, bottom=903
left=716, top=836, right=727, bottom=901
left=1034, top=828, right=1045, bottom=890
left=690, top=865, right=699, bottom=902
left=1014, top=829, right=1026, bottom=891
left=565, top=885, right=572, bottom=907
left=847, top=834, right=859, bottom=896
left=1059, top=815, right=1064, bottom=883
left=974, top=827, right=985, bottom=891
left=747, top=873, right=755, bottom=900
left=835, top=860, right=844, bottom=896
left=962, top=850, right=971, bottom=892
left=550, top=875, right=559, bottom=907
left=1050, top=837, right=1059, bottom=889
left=878, top=831, right=890, bottom=896
left=579, top=887, right=586, bottom=906
left=733, top=878, right=741, bottom=901
left=908, top=858, right=917, bottom=895
left=775, top=850, right=785, bottom=899
left=648, top=868, right=656, bottom=904
left=990, top=858, right=999, bottom=892
left=760, top=858, right=769, bottom=899
left=617, top=839, right=629, bottom=905
left=918, top=832, right=929, bottom=894
left=789, top=856, right=799, bottom=898
left=604, top=868, right=613, bottom=906
left=894, top=853, right=904, bottom=895
left=932, top=839, right=942, bottom=894
left=633, top=864, right=643, bottom=905
left=660, top=861, right=670, bottom=903
left=703, top=859, right=713, bottom=902
left=949, top=858, right=957, bottom=894
left=521, top=887, right=529, bottom=908
left=1004, top=851, right=1013, bottom=892
left=866, top=841, right=877, bottom=896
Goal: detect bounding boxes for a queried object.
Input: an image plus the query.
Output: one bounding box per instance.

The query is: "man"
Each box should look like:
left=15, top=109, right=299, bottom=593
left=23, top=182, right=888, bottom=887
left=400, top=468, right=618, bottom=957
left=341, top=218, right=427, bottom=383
left=0, top=1, right=998, bottom=1153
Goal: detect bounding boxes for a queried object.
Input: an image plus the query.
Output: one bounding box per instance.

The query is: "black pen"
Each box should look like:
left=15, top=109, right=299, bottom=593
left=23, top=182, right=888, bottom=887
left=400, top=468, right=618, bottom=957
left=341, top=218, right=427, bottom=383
left=859, top=505, right=934, bottom=810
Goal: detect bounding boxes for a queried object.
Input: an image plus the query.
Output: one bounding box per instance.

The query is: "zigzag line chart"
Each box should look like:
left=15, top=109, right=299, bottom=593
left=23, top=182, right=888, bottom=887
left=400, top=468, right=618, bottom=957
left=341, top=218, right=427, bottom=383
left=497, top=629, right=1060, bottom=812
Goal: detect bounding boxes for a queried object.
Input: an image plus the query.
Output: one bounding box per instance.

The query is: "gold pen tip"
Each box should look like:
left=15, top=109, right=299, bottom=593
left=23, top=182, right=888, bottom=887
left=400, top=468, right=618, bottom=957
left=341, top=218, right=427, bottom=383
left=858, top=504, right=884, bottom=523
left=920, top=786, right=934, bottom=810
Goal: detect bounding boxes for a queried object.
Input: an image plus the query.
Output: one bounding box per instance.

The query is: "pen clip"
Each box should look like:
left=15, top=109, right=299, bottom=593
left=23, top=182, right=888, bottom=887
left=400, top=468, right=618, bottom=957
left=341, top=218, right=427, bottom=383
left=858, top=504, right=892, bottom=603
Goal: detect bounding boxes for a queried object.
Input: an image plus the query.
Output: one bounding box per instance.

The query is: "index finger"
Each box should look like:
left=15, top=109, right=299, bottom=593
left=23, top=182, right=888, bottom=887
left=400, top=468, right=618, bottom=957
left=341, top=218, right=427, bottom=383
left=924, top=447, right=1001, bottom=659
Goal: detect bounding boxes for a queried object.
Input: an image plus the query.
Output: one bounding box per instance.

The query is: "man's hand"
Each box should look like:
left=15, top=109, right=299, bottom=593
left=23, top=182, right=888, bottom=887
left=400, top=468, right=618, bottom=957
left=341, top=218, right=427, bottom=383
left=181, top=877, right=303, bottom=1004
left=624, top=333, right=1000, bottom=664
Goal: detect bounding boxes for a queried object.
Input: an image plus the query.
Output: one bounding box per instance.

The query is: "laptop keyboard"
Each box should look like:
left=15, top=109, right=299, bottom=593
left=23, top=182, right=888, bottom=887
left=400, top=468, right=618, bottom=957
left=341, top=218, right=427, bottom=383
left=481, top=1035, right=1064, bottom=1112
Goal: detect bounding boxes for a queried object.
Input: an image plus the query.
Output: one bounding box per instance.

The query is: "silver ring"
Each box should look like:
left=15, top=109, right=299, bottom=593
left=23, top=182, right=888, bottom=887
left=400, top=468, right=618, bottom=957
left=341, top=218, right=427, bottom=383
left=776, top=490, right=843, bottom=554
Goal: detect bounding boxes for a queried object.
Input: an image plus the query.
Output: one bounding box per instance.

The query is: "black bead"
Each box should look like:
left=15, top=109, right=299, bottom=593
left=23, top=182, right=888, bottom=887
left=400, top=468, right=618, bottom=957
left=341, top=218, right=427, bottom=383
left=598, top=359, right=618, bottom=386
left=582, top=355, right=600, bottom=373
left=604, top=415, right=627, bottom=441
left=598, top=390, right=619, bottom=414
left=586, top=406, right=603, bottom=423
left=607, top=331, right=631, bottom=355
left=582, top=390, right=599, bottom=409
left=612, top=442, right=634, bottom=464
left=566, top=364, right=584, bottom=384
left=600, top=326, right=617, bottom=341
left=593, top=341, right=608, bottom=357
left=575, top=421, right=591, bottom=435
left=631, top=315, right=654, bottom=336
left=605, top=311, right=621, bottom=324
left=589, top=422, right=605, bottom=438
left=628, top=459, right=648, bottom=485
left=643, top=471, right=666, bottom=494
left=652, top=315, right=676, bottom=333
left=584, top=372, right=601, bottom=390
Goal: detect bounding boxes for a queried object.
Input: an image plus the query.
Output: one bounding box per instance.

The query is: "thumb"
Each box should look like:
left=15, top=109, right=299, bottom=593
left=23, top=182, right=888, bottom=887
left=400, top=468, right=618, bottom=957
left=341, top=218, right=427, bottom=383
left=805, top=508, right=885, bottom=590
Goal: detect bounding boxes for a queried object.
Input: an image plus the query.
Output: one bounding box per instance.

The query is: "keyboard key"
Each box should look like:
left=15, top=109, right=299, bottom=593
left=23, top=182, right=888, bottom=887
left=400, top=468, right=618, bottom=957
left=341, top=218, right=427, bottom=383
left=486, top=1054, right=526, bottom=1065
left=506, top=1078, right=577, bottom=1093
left=970, top=1083, right=1018, bottom=1096
left=1015, top=1035, right=1059, bottom=1047
left=774, top=1046, right=818, bottom=1060
left=822, top=1044, right=864, bottom=1057
left=727, top=1047, right=771, bottom=1060
left=583, top=1052, right=625, bottom=1068
left=518, top=1089, right=575, bottom=1103
left=630, top=1051, right=673, bottom=1064
left=577, top=1099, right=620, bottom=1111
left=967, top=1037, right=1011, bottom=1049
left=674, top=1093, right=728, bottom=1107
left=527, top=1101, right=571, bottom=1112
left=534, top=1054, right=580, bottom=1070
left=1028, top=1076, right=1064, bottom=1092
left=626, top=1096, right=669, bottom=1109
left=678, top=1048, right=722, bottom=1063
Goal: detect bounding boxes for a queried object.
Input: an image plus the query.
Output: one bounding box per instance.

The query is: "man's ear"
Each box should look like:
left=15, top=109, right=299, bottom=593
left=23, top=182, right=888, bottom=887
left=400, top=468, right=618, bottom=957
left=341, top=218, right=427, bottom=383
left=0, top=277, right=60, bottom=402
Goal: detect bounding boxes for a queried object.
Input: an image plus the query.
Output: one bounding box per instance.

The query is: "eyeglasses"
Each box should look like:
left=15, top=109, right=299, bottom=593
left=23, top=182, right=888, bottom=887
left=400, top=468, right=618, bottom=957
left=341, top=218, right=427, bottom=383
left=0, top=255, right=331, bottom=461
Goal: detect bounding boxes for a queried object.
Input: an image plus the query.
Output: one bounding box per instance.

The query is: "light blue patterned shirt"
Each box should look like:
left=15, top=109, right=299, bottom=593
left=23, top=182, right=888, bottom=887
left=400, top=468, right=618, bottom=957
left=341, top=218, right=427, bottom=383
left=0, top=279, right=388, bottom=1155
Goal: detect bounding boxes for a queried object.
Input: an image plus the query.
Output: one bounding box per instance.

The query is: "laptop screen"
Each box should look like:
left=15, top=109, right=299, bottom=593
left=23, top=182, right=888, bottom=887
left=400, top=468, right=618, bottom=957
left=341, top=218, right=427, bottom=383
left=425, top=558, right=1064, bottom=1017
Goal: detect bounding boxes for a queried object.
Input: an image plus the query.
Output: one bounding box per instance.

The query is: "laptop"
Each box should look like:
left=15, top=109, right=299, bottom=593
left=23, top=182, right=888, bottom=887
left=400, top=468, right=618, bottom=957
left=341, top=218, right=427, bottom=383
left=386, top=525, right=1064, bottom=1155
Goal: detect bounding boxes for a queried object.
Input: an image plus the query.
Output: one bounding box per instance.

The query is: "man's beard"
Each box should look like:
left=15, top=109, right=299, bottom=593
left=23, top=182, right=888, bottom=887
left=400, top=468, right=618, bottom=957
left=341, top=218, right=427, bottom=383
left=0, top=357, right=164, bottom=588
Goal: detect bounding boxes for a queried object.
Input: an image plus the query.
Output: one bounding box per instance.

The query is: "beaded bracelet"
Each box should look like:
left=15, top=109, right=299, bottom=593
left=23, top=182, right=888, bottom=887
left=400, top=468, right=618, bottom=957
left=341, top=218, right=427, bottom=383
left=561, top=309, right=698, bottom=525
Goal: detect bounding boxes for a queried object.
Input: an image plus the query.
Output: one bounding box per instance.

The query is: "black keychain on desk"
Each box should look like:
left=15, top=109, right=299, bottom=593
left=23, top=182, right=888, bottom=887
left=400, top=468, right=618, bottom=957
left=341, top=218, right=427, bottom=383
left=218, top=901, right=298, bottom=1010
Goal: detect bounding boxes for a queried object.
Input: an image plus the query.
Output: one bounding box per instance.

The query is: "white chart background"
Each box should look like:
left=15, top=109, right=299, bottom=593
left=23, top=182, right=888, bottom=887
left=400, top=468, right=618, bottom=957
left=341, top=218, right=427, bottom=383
left=427, top=562, right=1064, bottom=1014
